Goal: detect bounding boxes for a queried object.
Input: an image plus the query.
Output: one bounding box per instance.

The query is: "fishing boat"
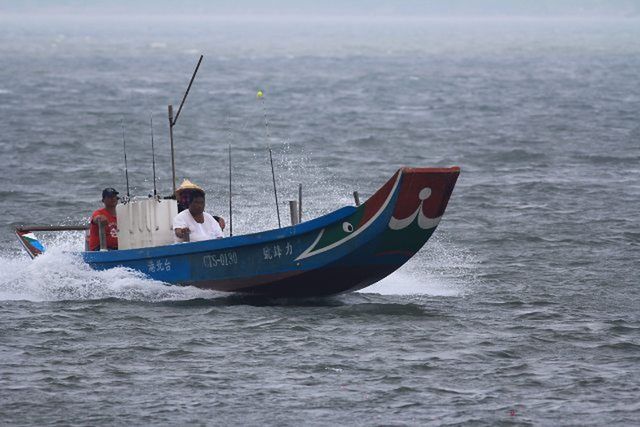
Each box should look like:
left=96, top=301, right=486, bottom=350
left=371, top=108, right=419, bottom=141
left=15, top=166, right=459, bottom=297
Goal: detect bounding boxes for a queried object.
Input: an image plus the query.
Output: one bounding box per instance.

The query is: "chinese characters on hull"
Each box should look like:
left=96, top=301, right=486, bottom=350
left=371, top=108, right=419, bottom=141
left=263, top=242, right=293, bottom=260
left=147, top=258, right=172, bottom=273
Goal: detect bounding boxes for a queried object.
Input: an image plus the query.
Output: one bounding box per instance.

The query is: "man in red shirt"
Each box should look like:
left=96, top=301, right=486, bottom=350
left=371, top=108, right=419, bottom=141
left=89, top=188, right=119, bottom=251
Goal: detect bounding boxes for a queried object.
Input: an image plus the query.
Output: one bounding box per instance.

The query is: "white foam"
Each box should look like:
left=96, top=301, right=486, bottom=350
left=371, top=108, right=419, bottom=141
left=362, top=269, right=464, bottom=297
left=0, top=242, right=218, bottom=303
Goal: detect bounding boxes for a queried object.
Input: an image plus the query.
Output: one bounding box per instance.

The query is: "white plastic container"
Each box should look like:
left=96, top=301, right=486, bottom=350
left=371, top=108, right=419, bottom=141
left=116, top=198, right=178, bottom=250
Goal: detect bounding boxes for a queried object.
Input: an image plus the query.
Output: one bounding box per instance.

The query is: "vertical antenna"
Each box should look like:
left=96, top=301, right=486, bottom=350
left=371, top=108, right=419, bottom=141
left=150, top=114, right=157, bottom=197
left=258, top=89, right=281, bottom=228
left=228, top=144, right=233, bottom=237
left=122, top=118, right=130, bottom=198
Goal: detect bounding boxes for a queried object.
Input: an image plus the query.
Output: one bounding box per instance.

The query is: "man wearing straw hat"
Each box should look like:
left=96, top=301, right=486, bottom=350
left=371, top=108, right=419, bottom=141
left=175, top=179, right=200, bottom=213
left=173, top=179, right=224, bottom=243
left=175, top=179, right=225, bottom=229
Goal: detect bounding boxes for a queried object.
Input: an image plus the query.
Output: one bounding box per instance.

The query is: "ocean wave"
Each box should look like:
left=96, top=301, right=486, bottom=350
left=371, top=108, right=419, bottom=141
left=336, top=302, right=427, bottom=317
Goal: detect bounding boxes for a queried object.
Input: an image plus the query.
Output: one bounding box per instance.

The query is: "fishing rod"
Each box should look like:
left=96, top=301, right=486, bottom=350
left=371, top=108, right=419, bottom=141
left=257, top=89, right=281, bottom=228
left=150, top=114, right=157, bottom=197
left=268, top=147, right=281, bottom=228
left=168, top=54, right=204, bottom=195
left=224, top=116, right=234, bottom=237
left=122, top=118, right=130, bottom=199
left=228, top=144, right=233, bottom=237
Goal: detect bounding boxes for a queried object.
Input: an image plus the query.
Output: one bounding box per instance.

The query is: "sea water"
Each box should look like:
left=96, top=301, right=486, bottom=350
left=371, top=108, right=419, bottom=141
left=0, top=16, right=639, bottom=425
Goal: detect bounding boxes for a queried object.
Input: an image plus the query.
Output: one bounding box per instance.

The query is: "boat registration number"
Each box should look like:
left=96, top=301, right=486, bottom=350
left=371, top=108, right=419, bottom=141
left=203, top=251, right=238, bottom=268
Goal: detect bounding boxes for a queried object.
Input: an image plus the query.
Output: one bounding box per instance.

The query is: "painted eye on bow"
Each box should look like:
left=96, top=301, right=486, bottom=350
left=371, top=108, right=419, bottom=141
left=342, top=222, right=354, bottom=233
left=419, top=187, right=432, bottom=200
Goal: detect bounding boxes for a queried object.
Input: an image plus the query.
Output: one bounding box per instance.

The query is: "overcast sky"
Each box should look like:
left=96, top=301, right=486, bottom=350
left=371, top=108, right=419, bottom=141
left=1, top=0, right=639, bottom=17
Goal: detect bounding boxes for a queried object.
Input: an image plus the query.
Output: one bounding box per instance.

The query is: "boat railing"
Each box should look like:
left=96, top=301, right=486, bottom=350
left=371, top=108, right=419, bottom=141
left=15, top=225, right=89, bottom=232
left=15, top=223, right=108, bottom=251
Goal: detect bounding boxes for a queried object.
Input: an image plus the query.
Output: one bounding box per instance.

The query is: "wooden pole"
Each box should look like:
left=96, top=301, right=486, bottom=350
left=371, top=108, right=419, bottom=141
left=167, top=55, right=204, bottom=197
left=16, top=225, right=89, bottom=232
left=98, top=221, right=107, bottom=251
left=353, top=191, right=361, bottom=206
left=298, top=183, right=302, bottom=223
left=289, top=201, right=298, bottom=226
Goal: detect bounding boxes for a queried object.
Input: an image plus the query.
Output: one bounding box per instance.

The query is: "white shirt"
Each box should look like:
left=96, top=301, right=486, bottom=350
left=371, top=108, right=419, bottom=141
left=172, top=210, right=223, bottom=243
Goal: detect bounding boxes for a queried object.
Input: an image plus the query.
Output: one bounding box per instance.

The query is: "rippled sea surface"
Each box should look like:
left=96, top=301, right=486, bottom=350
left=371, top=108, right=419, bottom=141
left=1, top=16, right=639, bottom=425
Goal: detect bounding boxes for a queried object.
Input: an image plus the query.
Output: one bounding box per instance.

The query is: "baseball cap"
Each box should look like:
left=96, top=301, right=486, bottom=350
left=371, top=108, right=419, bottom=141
left=102, top=188, right=119, bottom=198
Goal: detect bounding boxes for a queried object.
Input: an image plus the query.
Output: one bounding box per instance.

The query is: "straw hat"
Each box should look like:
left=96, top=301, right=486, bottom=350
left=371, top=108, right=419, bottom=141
left=175, top=179, right=205, bottom=198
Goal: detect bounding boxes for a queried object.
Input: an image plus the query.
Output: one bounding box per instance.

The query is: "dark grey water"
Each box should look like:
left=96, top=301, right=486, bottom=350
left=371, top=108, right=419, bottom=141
left=1, top=16, right=639, bottom=425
